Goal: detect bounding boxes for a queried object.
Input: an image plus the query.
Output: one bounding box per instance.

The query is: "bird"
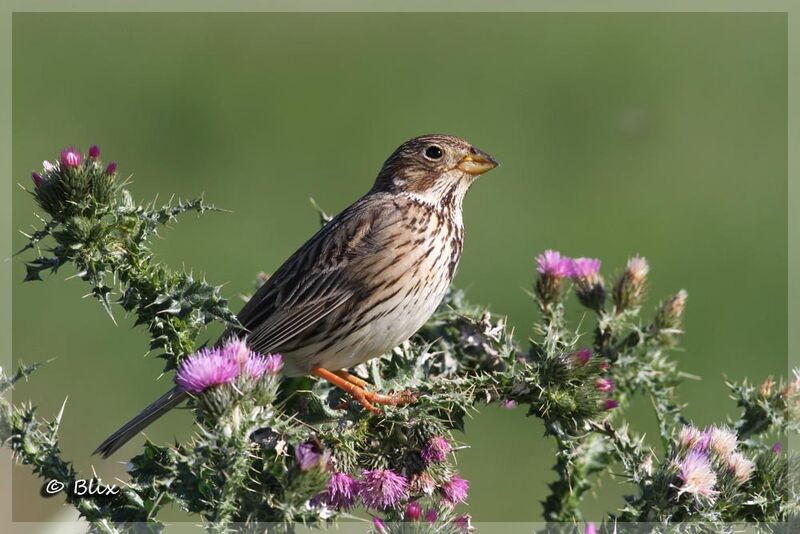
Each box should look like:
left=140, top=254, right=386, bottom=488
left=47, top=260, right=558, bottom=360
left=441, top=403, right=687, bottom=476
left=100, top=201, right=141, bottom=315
left=94, top=134, right=498, bottom=458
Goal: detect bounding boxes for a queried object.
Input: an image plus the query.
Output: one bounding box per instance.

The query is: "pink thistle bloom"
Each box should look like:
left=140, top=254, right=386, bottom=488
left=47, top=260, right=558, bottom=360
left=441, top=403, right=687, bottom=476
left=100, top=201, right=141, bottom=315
left=707, top=426, right=738, bottom=458
left=105, top=162, right=117, bottom=175
left=218, top=338, right=283, bottom=379
left=453, top=514, right=472, bottom=531
left=42, top=160, right=55, bottom=172
left=570, top=257, right=602, bottom=282
left=244, top=353, right=283, bottom=379
left=727, top=451, right=755, bottom=485
left=372, top=516, right=386, bottom=533
left=500, top=399, right=517, bottom=409
left=324, top=472, right=359, bottom=510
left=536, top=250, right=572, bottom=278
left=677, top=451, right=718, bottom=501
left=175, top=349, right=239, bottom=393
left=595, top=377, right=615, bottom=393
left=221, top=338, right=251, bottom=366
left=31, top=171, right=43, bottom=187
left=405, top=501, right=422, bottom=521
left=295, top=441, right=327, bottom=471
left=678, top=425, right=703, bottom=449
left=359, top=469, right=408, bottom=510
left=425, top=509, right=438, bottom=522
left=440, top=474, right=469, bottom=506
left=60, top=147, right=82, bottom=168
left=421, top=436, right=451, bottom=464
left=603, top=399, right=619, bottom=410
left=584, top=523, right=598, bottom=534
left=574, top=348, right=592, bottom=366
left=88, top=144, right=100, bottom=159
left=772, top=442, right=782, bottom=454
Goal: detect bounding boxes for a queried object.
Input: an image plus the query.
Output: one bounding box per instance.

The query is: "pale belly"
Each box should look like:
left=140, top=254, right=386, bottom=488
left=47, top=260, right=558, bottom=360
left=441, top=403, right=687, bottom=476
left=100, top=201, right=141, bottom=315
left=280, top=229, right=458, bottom=376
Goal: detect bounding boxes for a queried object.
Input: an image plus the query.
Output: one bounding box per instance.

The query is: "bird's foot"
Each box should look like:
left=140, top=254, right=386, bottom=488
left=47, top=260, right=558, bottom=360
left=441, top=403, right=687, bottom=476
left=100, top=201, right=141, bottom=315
left=310, top=365, right=416, bottom=414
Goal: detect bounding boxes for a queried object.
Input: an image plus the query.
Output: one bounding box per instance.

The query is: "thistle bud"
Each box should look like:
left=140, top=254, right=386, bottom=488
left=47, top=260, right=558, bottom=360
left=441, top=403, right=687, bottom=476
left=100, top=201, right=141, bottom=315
left=405, top=501, right=422, bottom=521
left=534, top=250, right=572, bottom=306
left=603, top=399, right=619, bottom=410
left=655, top=289, right=688, bottom=332
left=613, top=255, right=649, bottom=312
left=760, top=376, right=775, bottom=399
left=573, top=348, right=592, bottom=366
left=31, top=171, right=43, bottom=187
left=570, top=257, right=606, bottom=311
left=88, top=144, right=100, bottom=159
left=105, top=161, right=117, bottom=175
left=59, top=147, right=82, bottom=169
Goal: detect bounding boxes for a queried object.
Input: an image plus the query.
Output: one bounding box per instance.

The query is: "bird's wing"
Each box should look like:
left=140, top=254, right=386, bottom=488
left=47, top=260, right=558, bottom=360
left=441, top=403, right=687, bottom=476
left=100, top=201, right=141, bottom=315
left=233, top=195, right=401, bottom=356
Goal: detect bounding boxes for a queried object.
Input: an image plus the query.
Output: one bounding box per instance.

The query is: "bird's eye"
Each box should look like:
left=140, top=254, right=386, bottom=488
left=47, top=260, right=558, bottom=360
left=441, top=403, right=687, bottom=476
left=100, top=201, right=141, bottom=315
left=424, top=145, right=444, bottom=160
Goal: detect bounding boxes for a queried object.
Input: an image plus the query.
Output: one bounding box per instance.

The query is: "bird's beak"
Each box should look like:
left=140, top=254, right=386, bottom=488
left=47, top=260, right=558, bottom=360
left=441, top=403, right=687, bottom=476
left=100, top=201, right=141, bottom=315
left=457, top=148, right=499, bottom=176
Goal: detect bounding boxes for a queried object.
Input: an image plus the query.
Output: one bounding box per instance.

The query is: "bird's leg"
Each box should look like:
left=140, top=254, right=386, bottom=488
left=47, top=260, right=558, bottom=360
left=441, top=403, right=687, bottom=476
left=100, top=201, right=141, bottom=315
left=310, top=365, right=380, bottom=413
left=332, top=370, right=371, bottom=389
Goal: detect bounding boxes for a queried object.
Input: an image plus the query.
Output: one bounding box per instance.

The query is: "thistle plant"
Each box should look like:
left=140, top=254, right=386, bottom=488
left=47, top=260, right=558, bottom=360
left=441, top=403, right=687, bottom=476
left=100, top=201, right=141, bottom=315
left=2, top=145, right=796, bottom=533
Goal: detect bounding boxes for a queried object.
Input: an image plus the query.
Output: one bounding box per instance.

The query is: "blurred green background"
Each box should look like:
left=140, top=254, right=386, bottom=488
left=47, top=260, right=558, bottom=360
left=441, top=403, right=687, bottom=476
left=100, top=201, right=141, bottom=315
left=10, top=12, right=787, bottom=524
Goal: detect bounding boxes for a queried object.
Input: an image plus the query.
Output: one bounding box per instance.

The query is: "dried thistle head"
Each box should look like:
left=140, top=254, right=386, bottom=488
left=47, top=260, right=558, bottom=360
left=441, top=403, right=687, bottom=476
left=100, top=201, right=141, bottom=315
left=613, top=255, right=649, bottom=312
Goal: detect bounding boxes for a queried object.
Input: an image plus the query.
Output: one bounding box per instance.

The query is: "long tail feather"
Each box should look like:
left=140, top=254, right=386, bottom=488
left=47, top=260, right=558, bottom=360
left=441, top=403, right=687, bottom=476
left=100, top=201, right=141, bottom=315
left=93, top=386, right=187, bottom=458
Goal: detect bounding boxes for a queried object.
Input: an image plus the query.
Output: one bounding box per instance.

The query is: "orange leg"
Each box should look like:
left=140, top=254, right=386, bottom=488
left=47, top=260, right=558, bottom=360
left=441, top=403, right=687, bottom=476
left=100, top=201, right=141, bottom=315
left=310, top=366, right=417, bottom=414
left=333, top=370, right=371, bottom=389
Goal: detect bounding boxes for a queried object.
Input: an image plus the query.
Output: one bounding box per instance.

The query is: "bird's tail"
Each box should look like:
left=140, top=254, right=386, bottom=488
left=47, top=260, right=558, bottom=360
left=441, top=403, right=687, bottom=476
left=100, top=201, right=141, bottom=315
left=93, top=386, right=187, bottom=458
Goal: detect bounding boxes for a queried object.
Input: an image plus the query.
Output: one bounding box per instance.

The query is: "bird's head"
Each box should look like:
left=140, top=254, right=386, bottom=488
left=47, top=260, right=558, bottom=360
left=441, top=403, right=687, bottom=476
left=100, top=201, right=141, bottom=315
left=371, top=134, right=498, bottom=206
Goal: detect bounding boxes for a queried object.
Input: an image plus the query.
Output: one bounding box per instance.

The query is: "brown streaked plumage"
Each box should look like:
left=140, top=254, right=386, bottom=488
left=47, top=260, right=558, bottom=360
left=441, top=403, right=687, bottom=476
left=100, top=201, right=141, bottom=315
left=94, top=134, right=498, bottom=457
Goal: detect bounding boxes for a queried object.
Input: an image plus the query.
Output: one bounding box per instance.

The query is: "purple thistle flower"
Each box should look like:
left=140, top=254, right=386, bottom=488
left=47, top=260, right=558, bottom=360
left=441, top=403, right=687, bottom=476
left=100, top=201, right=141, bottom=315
left=453, top=514, right=472, bottom=531
left=570, top=257, right=602, bottom=281
left=421, top=436, right=451, bottom=464
left=60, top=147, right=81, bottom=168
left=584, top=523, right=598, bottom=534
left=175, top=349, right=240, bottom=393
left=677, top=450, right=717, bottom=501
left=105, top=161, right=117, bottom=175
left=595, top=377, right=615, bottom=393
left=324, top=472, right=359, bottom=509
left=536, top=250, right=572, bottom=278
left=574, top=348, right=592, bottom=366
left=372, top=516, right=386, bottom=533
left=359, top=469, right=409, bottom=510
left=425, top=509, right=438, bottom=522
left=405, top=501, right=422, bottom=521
left=440, top=474, right=469, bottom=506
left=88, top=144, right=100, bottom=159
left=295, top=441, right=326, bottom=472
left=500, top=399, right=517, bottom=409
left=603, top=399, right=619, bottom=411
left=772, top=442, right=782, bottom=454
left=31, top=171, right=43, bottom=187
